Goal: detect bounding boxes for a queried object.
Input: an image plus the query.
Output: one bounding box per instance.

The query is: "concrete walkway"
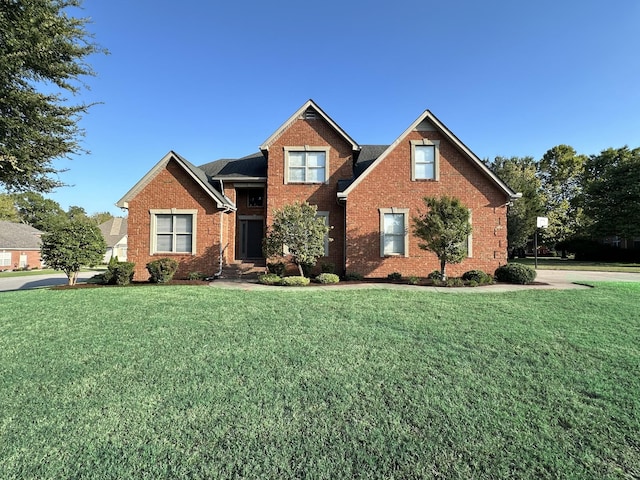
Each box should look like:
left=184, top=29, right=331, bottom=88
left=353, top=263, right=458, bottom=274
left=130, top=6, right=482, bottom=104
left=209, top=269, right=640, bottom=293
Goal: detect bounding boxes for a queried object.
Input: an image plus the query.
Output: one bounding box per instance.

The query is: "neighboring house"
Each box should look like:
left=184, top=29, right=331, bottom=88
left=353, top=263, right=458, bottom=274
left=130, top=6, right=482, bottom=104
left=117, top=100, right=517, bottom=280
left=99, top=217, right=128, bottom=262
left=0, top=221, right=44, bottom=270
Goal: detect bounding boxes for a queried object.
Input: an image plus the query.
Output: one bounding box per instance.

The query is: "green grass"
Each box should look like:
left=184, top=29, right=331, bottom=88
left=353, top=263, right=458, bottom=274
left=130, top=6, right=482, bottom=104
left=511, top=257, right=640, bottom=272
left=1, top=285, right=639, bottom=479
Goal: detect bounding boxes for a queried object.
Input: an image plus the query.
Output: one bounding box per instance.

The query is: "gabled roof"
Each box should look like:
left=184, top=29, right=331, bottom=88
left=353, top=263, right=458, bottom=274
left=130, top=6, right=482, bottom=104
left=339, top=110, right=516, bottom=199
left=116, top=151, right=234, bottom=209
left=259, top=99, right=360, bottom=153
left=200, top=152, right=267, bottom=180
left=0, top=221, right=42, bottom=249
left=99, top=217, right=127, bottom=247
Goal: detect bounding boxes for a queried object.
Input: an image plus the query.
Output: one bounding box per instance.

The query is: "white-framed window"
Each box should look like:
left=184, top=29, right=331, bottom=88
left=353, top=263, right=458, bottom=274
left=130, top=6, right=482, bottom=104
left=467, top=210, right=473, bottom=258
left=150, top=209, right=197, bottom=254
left=411, top=139, right=440, bottom=181
left=379, top=208, right=409, bottom=257
left=284, top=147, right=329, bottom=184
left=317, top=211, right=330, bottom=256
left=0, top=251, right=11, bottom=267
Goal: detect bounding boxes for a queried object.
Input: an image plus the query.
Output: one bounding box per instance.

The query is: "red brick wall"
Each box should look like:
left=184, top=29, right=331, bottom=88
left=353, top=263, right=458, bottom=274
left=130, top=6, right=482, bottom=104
left=1, top=250, right=42, bottom=270
left=265, top=117, right=352, bottom=273
left=126, top=159, right=225, bottom=280
left=346, top=130, right=509, bottom=278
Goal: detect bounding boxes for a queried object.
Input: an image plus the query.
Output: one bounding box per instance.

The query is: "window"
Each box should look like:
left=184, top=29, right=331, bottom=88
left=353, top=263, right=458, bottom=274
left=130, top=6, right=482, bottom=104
left=284, top=147, right=329, bottom=184
left=247, top=188, right=264, bottom=207
left=0, top=251, right=11, bottom=267
left=150, top=209, right=197, bottom=254
left=411, top=140, right=440, bottom=181
left=379, top=208, right=409, bottom=257
left=317, top=211, right=330, bottom=256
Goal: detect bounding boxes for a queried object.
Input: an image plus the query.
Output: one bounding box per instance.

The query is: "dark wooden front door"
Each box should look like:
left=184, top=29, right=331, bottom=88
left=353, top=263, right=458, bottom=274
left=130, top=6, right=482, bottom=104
left=239, top=219, right=264, bottom=259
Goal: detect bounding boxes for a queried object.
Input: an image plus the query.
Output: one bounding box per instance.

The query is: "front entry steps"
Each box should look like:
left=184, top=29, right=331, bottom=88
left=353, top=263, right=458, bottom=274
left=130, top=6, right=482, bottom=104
left=217, top=260, right=266, bottom=281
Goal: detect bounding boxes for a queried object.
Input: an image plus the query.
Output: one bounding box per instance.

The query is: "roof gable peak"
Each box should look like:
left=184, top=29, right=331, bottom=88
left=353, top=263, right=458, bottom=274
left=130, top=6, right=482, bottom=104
left=260, top=99, right=360, bottom=152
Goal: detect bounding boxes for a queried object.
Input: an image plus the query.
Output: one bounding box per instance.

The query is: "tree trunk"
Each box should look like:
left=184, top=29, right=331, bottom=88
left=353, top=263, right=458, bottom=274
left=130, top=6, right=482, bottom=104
left=67, top=270, right=78, bottom=286
left=440, top=258, right=447, bottom=281
left=297, top=262, right=304, bottom=277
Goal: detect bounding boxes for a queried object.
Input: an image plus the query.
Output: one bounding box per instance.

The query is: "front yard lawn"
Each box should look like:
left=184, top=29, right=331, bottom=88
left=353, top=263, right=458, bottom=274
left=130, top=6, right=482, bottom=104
left=511, top=257, right=640, bottom=272
left=1, top=284, right=638, bottom=479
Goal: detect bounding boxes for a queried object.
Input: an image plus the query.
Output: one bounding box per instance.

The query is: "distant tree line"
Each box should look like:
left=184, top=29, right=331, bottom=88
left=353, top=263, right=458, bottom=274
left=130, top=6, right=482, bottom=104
left=489, top=145, right=640, bottom=257
left=0, top=192, right=113, bottom=231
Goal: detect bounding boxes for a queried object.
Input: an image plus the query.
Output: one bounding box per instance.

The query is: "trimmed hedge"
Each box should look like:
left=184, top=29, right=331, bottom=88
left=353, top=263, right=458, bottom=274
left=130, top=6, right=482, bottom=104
left=494, top=263, right=537, bottom=284
left=462, top=269, right=493, bottom=285
left=315, top=273, right=340, bottom=284
left=104, top=261, right=135, bottom=286
left=280, top=276, right=310, bottom=287
left=146, top=258, right=179, bottom=283
left=258, top=273, right=282, bottom=285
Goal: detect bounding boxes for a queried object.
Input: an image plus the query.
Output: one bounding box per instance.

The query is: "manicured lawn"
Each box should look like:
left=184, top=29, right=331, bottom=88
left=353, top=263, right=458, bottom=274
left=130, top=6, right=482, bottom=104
left=1, top=284, right=638, bottom=479
left=511, top=257, right=640, bottom=272
left=0, top=267, right=105, bottom=278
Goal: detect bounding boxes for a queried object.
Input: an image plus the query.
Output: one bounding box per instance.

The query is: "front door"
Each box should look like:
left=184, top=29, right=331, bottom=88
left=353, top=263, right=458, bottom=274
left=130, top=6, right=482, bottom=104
left=239, top=219, right=264, bottom=259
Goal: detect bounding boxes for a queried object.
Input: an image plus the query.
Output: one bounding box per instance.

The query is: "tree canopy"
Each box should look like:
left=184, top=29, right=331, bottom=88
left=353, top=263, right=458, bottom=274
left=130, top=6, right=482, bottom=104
left=489, top=156, right=544, bottom=252
left=0, top=0, right=106, bottom=192
left=412, top=196, right=471, bottom=280
left=40, top=218, right=106, bottom=285
left=583, top=146, right=640, bottom=239
left=263, top=202, right=330, bottom=277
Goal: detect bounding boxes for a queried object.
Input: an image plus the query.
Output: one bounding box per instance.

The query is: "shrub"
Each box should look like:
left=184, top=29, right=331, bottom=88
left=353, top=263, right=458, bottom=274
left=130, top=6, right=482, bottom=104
left=427, top=270, right=442, bottom=280
left=344, top=272, right=363, bottom=281
left=468, top=280, right=479, bottom=287
left=188, top=271, right=206, bottom=281
left=267, top=261, right=285, bottom=276
left=387, top=272, right=402, bottom=281
left=494, top=263, right=537, bottom=284
left=315, top=273, right=340, bottom=284
left=146, top=258, right=179, bottom=283
left=280, top=276, right=310, bottom=286
left=462, top=269, right=493, bottom=285
left=408, top=276, right=420, bottom=285
left=445, top=277, right=464, bottom=287
left=258, top=273, right=282, bottom=285
left=104, top=261, right=135, bottom=285
left=320, top=262, right=335, bottom=274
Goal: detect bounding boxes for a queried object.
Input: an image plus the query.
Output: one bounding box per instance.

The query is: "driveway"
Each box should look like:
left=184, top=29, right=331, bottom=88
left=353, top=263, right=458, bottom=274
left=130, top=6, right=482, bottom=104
left=0, top=272, right=98, bottom=292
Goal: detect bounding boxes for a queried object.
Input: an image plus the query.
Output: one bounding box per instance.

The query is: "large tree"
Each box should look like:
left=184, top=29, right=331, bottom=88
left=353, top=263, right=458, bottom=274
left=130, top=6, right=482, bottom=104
left=12, top=191, right=66, bottom=231
left=538, top=145, right=588, bottom=251
left=263, top=202, right=331, bottom=277
left=40, top=218, right=106, bottom=285
left=0, top=0, right=106, bottom=192
left=0, top=194, right=20, bottom=221
left=489, top=156, right=544, bottom=254
left=412, top=196, right=471, bottom=280
left=582, top=146, right=640, bottom=239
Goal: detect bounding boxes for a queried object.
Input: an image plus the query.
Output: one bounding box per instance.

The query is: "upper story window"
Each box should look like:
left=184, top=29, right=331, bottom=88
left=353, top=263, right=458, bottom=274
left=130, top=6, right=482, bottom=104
left=150, top=209, right=197, bottom=254
left=247, top=188, right=264, bottom=207
left=284, top=147, right=330, bottom=184
left=411, top=139, right=440, bottom=181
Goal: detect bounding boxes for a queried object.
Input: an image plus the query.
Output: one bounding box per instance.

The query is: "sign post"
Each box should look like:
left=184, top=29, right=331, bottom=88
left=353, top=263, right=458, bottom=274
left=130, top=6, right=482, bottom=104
left=535, top=217, right=549, bottom=269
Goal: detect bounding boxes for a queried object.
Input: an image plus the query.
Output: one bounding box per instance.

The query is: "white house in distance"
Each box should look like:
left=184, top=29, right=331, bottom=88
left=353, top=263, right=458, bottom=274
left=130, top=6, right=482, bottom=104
left=99, top=217, right=128, bottom=262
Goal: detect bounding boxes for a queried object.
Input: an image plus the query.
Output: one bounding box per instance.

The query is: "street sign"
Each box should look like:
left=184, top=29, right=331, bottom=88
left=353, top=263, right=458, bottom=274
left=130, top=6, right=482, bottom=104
left=537, top=217, right=549, bottom=228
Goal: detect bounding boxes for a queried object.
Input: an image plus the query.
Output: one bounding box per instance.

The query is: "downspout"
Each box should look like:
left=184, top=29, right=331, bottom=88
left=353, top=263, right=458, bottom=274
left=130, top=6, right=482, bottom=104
left=212, top=179, right=236, bottom=279
left=337, top=194, right=347, bottom=278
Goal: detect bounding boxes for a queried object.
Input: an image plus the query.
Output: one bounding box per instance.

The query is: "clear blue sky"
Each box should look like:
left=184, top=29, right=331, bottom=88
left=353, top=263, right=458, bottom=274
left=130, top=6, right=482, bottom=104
left=49, top=0, right=640, bottom=216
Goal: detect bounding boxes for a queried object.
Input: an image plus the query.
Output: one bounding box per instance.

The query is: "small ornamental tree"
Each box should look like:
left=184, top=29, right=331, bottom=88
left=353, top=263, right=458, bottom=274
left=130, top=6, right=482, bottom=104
left=412, top=196, right=472, bottom=280
left=40, top=219, right=106, bottom=285
left=263, top=202, right=330, bottom=277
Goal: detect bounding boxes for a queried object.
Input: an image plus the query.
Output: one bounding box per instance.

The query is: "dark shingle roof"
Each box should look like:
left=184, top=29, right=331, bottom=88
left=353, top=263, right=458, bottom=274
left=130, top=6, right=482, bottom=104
left=338, top=145, right=389, bottom=192
left=0, top=222, right=43, bottom=249
left=199, top=152, right=267, bottom=179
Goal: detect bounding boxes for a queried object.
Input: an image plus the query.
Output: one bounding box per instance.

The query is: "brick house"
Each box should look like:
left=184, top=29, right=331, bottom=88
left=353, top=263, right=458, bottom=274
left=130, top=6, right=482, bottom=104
left=0, top=221, right=44, bottom=270
left=117, top=100, right=517, bottom=280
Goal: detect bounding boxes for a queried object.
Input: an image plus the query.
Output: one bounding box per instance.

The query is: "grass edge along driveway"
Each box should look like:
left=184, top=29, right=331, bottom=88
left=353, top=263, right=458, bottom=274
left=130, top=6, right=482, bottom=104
left=1, top=284, right=638, bottom=479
